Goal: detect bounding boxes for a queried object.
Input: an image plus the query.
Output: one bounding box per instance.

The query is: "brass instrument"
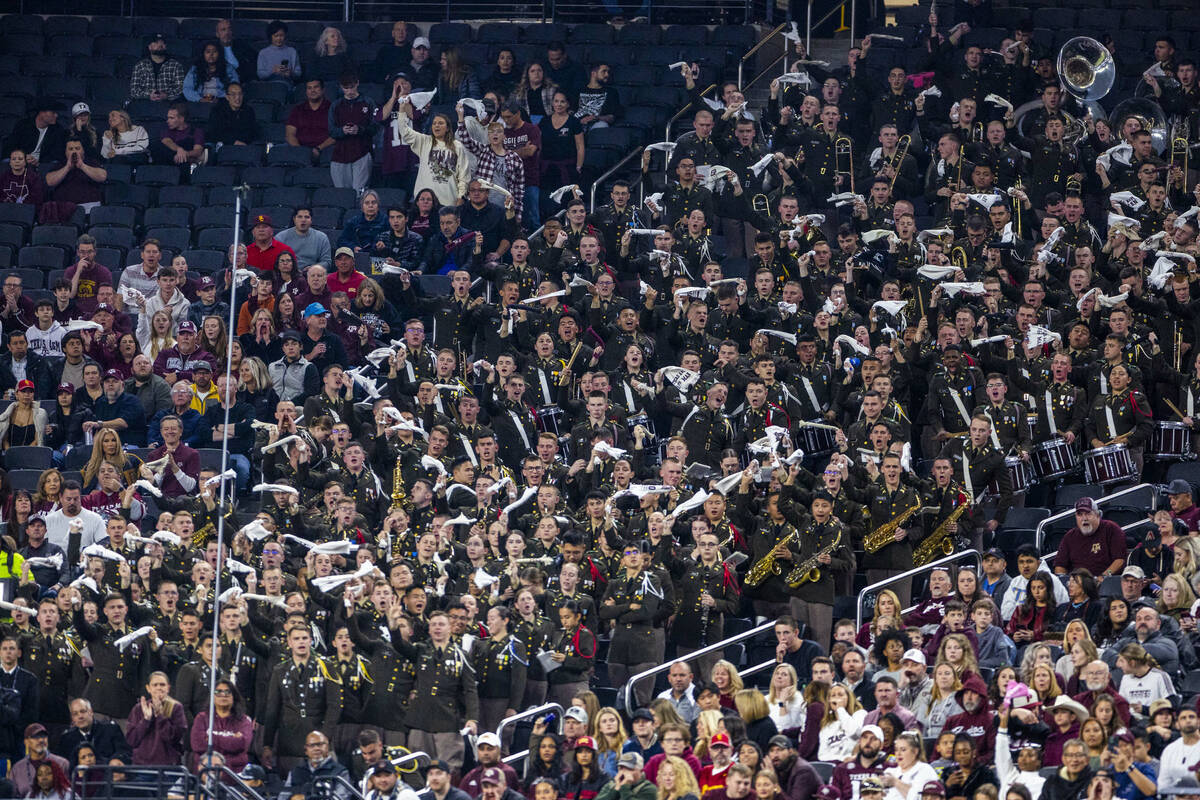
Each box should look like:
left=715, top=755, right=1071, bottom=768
left=744, top=530, right=797, bottom=586
left=1171, top=124, right=1189, bottom=185
left=785, top=528, right=843, bottom=587
left=390, top=455, right=408, bottom=512
left=972, top=121, right=984, bottom=143
left=1059, top=36, right=1116, bottom=101
left=513, top=557, right=555, bottom=566
left=951, top=245, right=968, bottom=271
left=888, top=135, right=911, bottom=194
left=1013, top=178, right=1024, bottom=239
left=559, top=342, right=583, bottom=387
left=955, top=144, right=964, bottom=189
left=863, top=503, right=921, bottom=554
left=835, top=136, right=855, bottom=194
left=913, top=493, right=971, bottom=567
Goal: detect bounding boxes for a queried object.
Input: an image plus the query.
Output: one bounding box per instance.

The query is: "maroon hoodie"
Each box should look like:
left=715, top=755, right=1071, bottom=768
left=943, top=674, right=995, bottom=764
left=645, top=746, right=702, bottom=783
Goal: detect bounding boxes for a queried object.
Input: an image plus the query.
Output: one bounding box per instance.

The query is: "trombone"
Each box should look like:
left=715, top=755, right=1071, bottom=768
left=888, top=134, right=911, bottom=195
left=955, top=144, right=965, bottom=190
left=835, top=136, right=855, bottom=194
left=1170, top=124, right=1189, bottom=186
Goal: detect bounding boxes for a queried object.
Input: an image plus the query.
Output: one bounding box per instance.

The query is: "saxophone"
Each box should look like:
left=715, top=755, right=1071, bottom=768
left=913, top=492, right=971, bottom=567
left=786, top=528, right=843, bottom=587
left=863, top=503, right=922, bottom=554
left=744, top=530, right=797, bottom=587
left=390, top=454, right=408, bottom=512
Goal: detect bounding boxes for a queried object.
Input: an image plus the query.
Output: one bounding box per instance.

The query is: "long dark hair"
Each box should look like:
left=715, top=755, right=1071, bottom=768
left=213, top=678, right=247, bottom=720
left=1096, top=597, right=1131, bottom=641
left=194, top=39, right=231, bottom=81
left=528, top=733, right=562, bottom=779
left=1019, top=570, right=1058, bottom=615
left=409, top=188, right=441, bottom=220
left=872, top=629, right=909, bottom=668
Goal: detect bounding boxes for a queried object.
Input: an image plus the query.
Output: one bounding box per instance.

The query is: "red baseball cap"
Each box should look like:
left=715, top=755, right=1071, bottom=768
left=710, top=732, right=732, bottom=748
left=16, top=380, right=34, bottom=392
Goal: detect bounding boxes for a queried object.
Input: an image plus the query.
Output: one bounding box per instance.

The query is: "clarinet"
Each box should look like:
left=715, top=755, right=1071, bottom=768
left=699, top=590, right=711, bottom=648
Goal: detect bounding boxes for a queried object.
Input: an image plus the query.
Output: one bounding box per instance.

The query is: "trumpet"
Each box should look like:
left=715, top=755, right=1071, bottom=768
left=888, top=135, right=911, bottom=195
left=835, top=136, right=855, bottom=194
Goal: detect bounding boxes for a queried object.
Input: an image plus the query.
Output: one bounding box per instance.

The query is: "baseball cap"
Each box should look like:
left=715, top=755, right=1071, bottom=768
left=815, top=787, right=842, bottom=800
left=480, top=768, right=503, bottom=786
left=303, top=302, right=329, bottom=318
left=1167, top=479, right=1193, bottom=495
left=72, top=102, right=90, bottom=117
left=15, top=379, right=34, bottom=392
left=102, top=369, right=123, bottom=382
left=983, top=547, right=1006, bottom=560
left=23, top=723, right=47, bottom=738
left=413, top=36, right=430, bottom=48
left=631, top=708, right=654, bottom=722
left=1122, top=565, right=1145, bottom=580
left=280, top=330, right=302, bottom=342
left=860, top=725, right=885, bottom=743
left=1075, top=497, right=1099, bottom=514
left=767, top=735, right=792, bottom=750
left=368, top=760, right=396, bottom=777
left=575, top=735, right=597, bottom=751
left=709, top=732, right=731, bottom=748
left=177, top=320, right=197, bottom=334
left=189, top=360, right=213, bottom=373
left=921, top=782, right=947, bottom=797
left=617, top=752, right=644, bottom=771
left=251, top=213, right=273, bottom=228
left=861, top=778, right=884, bottom=794
left=93, top=303, right=115, bottom=315
left=237, top=764, right=266, bottom=782
left=1145, top=529, right=1163, bottom=548
left=26, top=514, right=45, bottom=527
left=428, top=760, right=451, bottom=774
left=334, top=246, right=355, bottom=259
left=476, top=732, right=501, bottom=748
left=564, top=707, right=588, bottom=724
left=901, top=648, right=927, bottom=665
left=56, top=382, right=74, bottom=395
left=199, top=276, right=216, bottom=290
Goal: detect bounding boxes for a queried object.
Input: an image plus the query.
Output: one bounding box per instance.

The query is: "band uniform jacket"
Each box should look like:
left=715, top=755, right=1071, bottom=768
left=599, top=569, right=663, bottom=666
left=924, top=366, right=986, bottom=435
left=973, top=400, right=1033, bottom=455
left=1085, top=389, right=1154, bottom=449
left=73, top=609, right=154, bottom=720
left=392, top=639, right=480, bottom=733
left=936, top=439, right=1012, bottom=526
left=669, top=558, right=739, bottom=647
left=20, top=630, right=82, bottom=726
left=473, top=634, right=528, bottom=711
left=1006, top=363, right=1087, bottom=441
left=843, top=479, right=923, bottom=571
left=261, top=656, right=344, bottom=756
left=789, top=517, right=853, bottom=604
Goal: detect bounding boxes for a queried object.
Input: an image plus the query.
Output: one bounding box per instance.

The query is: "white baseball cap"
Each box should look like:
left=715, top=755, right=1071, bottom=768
left=901, top=648, right=927, bottom=665
left=72, top=102, right=91, bottom=117
left=413, top=36, right=430, bottom=49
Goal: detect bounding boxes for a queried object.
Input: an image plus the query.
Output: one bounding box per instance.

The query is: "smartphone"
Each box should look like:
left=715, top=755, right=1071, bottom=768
left=281, top=59, right=289, bottom=67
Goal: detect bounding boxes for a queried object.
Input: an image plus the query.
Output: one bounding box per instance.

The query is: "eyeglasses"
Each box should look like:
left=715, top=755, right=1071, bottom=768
left=214, top=689, right=232, bottom=696
left=262, top=548, right=282, bottom=555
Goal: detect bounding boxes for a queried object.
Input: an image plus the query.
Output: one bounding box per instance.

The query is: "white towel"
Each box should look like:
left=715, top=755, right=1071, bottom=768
left=114, top=625, right=156, bottom=652
left=311, top=562, right=376, bottom=593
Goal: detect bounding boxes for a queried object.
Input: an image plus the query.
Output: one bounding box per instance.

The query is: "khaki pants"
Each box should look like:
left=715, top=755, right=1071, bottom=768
left=406, top=729, right=466, bottom=775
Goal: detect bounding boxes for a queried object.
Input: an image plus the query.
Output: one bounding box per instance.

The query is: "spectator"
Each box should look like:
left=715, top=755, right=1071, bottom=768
left=88, top=369, right=149, bottom=447
left=377, top=71, right=423, bottom=193
left=43, top=479, right=104, bottom=551
left=203, top=374, right=254, bottom=491
left=269, top=330, right=319, bottom=403
left=396, top=105, right=469, bottom=207
left=125, top=353, right=172, bottom=422
left=0, top=149, right=45, bottom=208
left=67, top=103, right=102, bottom=162
left=136, top=265, right=191, bottom=334
left=544, top=42, right=586, bottom=104
left=187, top=275, right=231, bottom=330
left=459, top=111, right=525, bottom=224
left=327, top=248, right=366, bottom=300
left=296, top=263, right=333, bottom=310
left=1053, top=498, right=1128, bottom=580
left=0, top=378, right=46, bottom=448
left=298, top=302, right=347, bottom=375
left=128, top=33, right=185, bottom=101
left=539, top=91, right=584, bottom=199
left=514, top=62, right=557, bottom=124
left=148, top=381, right=203, bottom=448
left=207, top=82, right=260, bottom=146
left=214, top=18, right=256, bottom=77
left=276, top=207, right=332, bottom=270
left=460, top=180, right=515, bottom=256
left=4, top=99, right=65, bottom=168
left=9, top=724, right=68, bottom=798
left=311, top=27, right=355, bottom=84
left=18, top=516, right=68, bottom=587
left=245, top=213, right=297, bottom=273
left=257, top=20, right=301, bottom=82
left=407, top=36, right=438, bottom=91
left=0, top=274, right=36, bottom=338
left=150, top=104, right=206, bottom=167
left=422, top=207, right=482, bottom=275
left=329, top=72, right=377, bottom=190
left=483, top=49, right=521, bottom=97
left=372, top=21, right=415, bottom=84
left=576, top=63, right=620, bottom=131
left=374, top=205, right=423, bottom=272
left=286, top=79, right=335, bottom=163
left=500, top=102, right=542, bottom=226
left=45, top=137, right=106, bottom=210
left=60, top=699, right=131, bottom=766
left=280, top=732, right=350, bottom=798
left=408, top=188, right=440, bottom=238
left=100, top=110, right=150, bottom=164
left=433, top=46, right=480, bottom=109
left=142, top=414, right=200, bottom=497
left=26, top=298, right=65, bottom=359
left=152, top=319, right=214, bottom=385
left=352, top=277, right=401, bottom=340
left=183, top=40, right=239, bottom=103
left=125, top=671, right=187, bottom=766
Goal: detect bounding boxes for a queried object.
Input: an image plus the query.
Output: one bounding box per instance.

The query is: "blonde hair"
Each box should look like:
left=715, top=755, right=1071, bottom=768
left=82, top=429, right=134, bottom=487
left=734, top=688, right=770, bottom=723
left=239, top=356, right=271, bottom=394
left=929, top=662, right=963, bottom=702
left=1174, top=539, right=1200, bottom=586
left=693, top=709, right=724, bottom=761
left=147, top=309, right=175, bottom=359
left=766, top=663, right=799, bottom=705
left=711, top=659, right=744, bottom=695
left=821, top=682, right=862, bottom=726
left=572, top=691, right=601, bottom=737
left=593, top=707, right=628, bottom=755
left=656, top=755, right=700, bottom=800
left=1031, top=663, right=1062, bottom=703
left=935, top=632, right=979, bottom=681
left=1159, top=573, right=1197, bottom=613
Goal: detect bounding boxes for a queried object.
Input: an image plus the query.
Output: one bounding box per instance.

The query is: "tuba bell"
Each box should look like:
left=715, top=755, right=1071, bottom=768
left=1058, top=36, right=1115, bottom=101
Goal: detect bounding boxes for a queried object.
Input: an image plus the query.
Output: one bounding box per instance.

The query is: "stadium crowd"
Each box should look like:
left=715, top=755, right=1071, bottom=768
left=1, top=5, right=1200, bottom=800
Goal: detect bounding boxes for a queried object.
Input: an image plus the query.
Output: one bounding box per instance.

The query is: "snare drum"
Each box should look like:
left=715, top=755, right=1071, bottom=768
left=536, top=404, right=566, bottom=437
left=1031, top=437, right=1080, bottom=479
left=1150, top=421, right=1193, bottom=461
left=1083, top=443, right=1137, bottom=485
left=981, top=456, right=1034, bottom=500
left=799, top=422, right=836, bottom=455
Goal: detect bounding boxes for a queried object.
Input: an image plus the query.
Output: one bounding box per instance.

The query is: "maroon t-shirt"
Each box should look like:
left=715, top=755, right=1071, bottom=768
left=286, top=99, right=332, bottom=149
left=1052, top=518, right=1127, bottom=576
left=503, top=122, right=542, bottom=188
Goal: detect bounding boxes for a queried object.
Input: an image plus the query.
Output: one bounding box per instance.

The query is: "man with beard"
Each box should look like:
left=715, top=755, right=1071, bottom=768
left=1053, top=497, right=1127, bottom=580
left=1160, top=708, right=1200, bottom=781
left=765, top=736, right=821, bottom=800
left=942, top=674, right=995, bottom=764
left=831, top=726, right=887, bottom=800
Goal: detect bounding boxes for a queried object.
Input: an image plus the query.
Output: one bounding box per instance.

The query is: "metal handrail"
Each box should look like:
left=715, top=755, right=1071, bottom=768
left=497, top=701, right=565, bottom=739
left=742, top=52, right=789, bottom=93
left=392, top=750, right=432, bottom=770
left=590, top=147, right=644, bottom=213
left=855, top=549, right=983, bottom=632
left=738, top=22, right=789, bottom=89
left=1033, top=483, right=1156, bottom=552
left=313, top=774, right=368, bottom=800
left=71, top=765, right=194, bottom=800
left=624, top=619, right=776, bottom=714
left=197, top=764, right=269, bottom=800
left=809, top=0, right=853, bottom=41
left=666, top=84, right=717, bottom=143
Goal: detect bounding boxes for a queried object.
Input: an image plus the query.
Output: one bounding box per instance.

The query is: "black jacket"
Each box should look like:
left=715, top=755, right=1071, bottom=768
left=4, top=119, right=67, bottom=166
left=0, top=351, right=47, bottom=396
left=58, top=720, right=132, bottom=765
left=0, top=665, right=38, bottom=760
